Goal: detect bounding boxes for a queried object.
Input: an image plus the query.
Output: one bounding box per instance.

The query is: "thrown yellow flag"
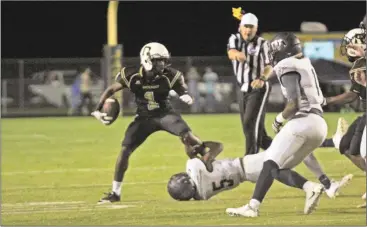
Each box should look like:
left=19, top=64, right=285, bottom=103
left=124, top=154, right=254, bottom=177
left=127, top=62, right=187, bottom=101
left=232, top=7, right=244, bottom=21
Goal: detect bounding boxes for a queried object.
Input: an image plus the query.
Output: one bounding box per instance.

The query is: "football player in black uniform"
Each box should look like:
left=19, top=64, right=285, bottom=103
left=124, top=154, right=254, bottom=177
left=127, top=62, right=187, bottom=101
left=320, top=26, right=366, bottom=172
left=91, top=42, right=222, bottom=203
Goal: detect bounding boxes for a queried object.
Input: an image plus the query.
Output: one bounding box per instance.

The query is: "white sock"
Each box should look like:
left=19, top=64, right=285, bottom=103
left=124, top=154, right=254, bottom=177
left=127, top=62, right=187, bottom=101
left=302, top=181, right=314, bottom=192
left=112, top=181, right=122, bottom=196
left=249, top=199, right=261, bottom=210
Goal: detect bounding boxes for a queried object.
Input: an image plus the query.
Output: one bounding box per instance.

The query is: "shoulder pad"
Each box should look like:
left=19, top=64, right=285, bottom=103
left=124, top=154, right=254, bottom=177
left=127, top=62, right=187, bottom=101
left=274, top=57, right=299, bottom=76
left=115, top=66, right=143, bottom=88
left=163, top=67, right=184, bottom=88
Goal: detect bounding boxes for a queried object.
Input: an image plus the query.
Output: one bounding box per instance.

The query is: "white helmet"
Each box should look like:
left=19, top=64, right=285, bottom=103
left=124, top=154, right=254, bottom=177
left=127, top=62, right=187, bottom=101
left=340, top=28, right=366, bottom=62
left=140, top=42, right=170, bottom=71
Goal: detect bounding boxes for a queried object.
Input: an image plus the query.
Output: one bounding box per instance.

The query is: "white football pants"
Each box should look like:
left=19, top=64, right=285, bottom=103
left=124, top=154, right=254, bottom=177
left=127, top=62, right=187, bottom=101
left=265, top=113, right=328, bottom=169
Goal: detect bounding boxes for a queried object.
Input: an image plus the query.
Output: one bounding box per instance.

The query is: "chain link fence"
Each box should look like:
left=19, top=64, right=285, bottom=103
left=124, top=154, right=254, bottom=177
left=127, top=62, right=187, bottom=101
left=1, top=57, right=364, bottom=117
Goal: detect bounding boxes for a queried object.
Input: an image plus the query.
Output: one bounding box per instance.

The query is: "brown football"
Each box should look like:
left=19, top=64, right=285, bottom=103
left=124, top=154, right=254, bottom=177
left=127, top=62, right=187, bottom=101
left=101, top=98, right=120, bottom=125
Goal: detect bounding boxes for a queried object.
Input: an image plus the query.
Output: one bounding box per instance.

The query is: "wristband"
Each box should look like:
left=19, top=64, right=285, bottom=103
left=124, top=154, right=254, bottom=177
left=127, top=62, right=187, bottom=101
left=276, top=113, right=286, bottom=123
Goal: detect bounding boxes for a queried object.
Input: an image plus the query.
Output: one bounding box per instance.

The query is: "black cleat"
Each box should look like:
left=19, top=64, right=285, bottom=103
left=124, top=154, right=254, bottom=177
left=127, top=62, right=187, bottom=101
left=97, top=192, right=121, bottom=204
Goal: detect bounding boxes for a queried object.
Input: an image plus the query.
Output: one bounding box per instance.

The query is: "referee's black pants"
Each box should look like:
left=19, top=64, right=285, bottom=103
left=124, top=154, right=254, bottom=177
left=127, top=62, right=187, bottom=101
left=239, top=81, right=273, bottom=156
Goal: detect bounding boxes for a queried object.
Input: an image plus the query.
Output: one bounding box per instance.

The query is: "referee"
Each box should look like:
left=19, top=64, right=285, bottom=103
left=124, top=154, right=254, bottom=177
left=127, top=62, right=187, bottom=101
left=227, top=12, right=273, bottom=155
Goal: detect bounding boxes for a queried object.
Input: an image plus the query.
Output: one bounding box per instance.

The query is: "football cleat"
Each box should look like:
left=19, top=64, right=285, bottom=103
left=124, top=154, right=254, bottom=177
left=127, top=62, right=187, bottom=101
left=97, top=192, right=121, bottom=204
left=332, top=117, right=349, bottom=149
left=226, top=204, right=259, bottom=217
left=357, top=192, right=366, bottom=208
left=325, top=174, right=353, bottom=199
left=304, top=183, right=324, bottom=215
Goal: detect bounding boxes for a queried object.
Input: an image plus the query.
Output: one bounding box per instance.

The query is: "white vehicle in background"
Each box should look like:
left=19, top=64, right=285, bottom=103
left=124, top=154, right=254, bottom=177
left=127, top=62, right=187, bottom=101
left=28, top=70, right=104, bottom=110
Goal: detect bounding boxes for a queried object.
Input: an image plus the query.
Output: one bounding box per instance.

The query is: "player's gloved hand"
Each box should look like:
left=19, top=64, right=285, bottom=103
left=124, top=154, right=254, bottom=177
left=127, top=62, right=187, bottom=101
left=91, top=111, right=109, bottom=125
left=272, top=113, right=286, bottom=133
left=180, top=94, right=193, bottom=105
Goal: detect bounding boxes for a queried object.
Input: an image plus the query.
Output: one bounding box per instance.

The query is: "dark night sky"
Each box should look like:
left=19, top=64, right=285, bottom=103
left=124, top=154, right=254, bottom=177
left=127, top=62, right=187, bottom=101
left=1, top=1, right=366, bottom=58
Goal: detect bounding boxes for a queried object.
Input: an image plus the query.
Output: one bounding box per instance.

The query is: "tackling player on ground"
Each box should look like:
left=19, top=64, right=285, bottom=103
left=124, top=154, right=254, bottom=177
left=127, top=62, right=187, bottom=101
left=91, top=42, right=222, bottom=204
left=167, top=138, right=352, bottom=209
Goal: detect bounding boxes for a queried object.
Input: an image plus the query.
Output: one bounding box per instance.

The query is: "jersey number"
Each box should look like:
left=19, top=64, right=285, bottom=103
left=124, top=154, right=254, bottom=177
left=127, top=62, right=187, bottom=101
left=144, top=91, right=160, bottom=110
left=212, top=179, right=234, bottom=191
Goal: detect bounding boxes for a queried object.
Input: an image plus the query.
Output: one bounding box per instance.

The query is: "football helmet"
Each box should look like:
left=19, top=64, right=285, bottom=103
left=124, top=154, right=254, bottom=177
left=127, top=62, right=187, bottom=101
left=360, top=15, right=366, bottom=38
left=340, top=28, right=366, bottom=62
left=167, top=172, right=196, bottom=201
left=139, top=42, right=170, bottom=72
left=268, top=32, right=302, bottom=66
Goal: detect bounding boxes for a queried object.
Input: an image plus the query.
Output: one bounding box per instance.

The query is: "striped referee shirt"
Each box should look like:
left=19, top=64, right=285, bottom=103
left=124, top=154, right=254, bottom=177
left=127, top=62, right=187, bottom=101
left=227, top=33, right=271, bottom=93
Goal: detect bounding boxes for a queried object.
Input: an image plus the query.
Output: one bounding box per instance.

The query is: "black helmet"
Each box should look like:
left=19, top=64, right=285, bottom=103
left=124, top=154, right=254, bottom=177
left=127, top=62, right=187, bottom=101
left=340, top=28, right=366, bottom=63
left=167, top=172, right=196, bottom=201
left=268, top=32, right=303, bottom=66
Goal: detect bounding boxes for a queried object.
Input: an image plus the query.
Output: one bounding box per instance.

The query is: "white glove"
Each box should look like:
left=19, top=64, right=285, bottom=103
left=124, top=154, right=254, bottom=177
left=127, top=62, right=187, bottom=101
left=179, top=94, right=193, bottom=105
left=91, top=111, right=109, bottom=125
left=272, top=113, right=286, bottom=134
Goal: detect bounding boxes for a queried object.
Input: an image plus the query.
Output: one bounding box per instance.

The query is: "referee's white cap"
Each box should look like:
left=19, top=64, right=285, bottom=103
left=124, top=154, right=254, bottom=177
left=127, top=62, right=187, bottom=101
left=240, top=13, right=258, bottom=27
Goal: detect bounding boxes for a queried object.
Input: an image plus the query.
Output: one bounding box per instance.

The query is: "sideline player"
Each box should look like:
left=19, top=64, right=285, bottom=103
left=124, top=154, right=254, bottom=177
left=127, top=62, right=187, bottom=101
left=91, top=42, right=222, bottom=204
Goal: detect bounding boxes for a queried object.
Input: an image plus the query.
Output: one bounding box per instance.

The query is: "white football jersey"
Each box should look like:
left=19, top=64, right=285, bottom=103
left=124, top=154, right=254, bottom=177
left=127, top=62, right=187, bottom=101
left=273, top=57, right=324, bottom=112
left=186, top=158, right=245, bottom=200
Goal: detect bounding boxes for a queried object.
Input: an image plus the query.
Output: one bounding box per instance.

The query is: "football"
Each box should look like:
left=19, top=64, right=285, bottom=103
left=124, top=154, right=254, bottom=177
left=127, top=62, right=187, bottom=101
left=101, top=98, right=120, bottom=125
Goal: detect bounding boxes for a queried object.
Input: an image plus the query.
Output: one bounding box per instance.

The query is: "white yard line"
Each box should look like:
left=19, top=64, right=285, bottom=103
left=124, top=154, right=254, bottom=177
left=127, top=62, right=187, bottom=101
left=2, top=166, right=179, bottom=176
left=2, top=201, right=85, bottom=206
left=4, top=181, right=167, bottom=190
left=2, top=202, right=138, bottom=215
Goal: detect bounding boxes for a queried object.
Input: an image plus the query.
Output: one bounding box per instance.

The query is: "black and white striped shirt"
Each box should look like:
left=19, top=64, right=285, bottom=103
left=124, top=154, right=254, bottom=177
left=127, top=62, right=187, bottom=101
left=227, top=33, right=271, bottom=93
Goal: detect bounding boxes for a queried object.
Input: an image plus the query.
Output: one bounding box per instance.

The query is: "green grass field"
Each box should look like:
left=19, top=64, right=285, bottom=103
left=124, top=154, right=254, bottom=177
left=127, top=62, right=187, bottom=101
left=2, top=113, right=366, bottom=225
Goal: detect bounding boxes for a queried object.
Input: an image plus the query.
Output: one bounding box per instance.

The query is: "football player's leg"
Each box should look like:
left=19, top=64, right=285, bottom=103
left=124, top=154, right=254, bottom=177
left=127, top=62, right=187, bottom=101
left=157, top=113, right=197, bottom=157
left=347, top=115, right=365, bottom=158
left=115, top=119, right=157, bottom=182
left=99, top=119, right=157, bottom=203
left=253, top=116, right=326, bottom=211
left=320, top=117, right=349, bottom=148
left=226, top=122, right=309, bottom=217
left=343, top=116, right=366, bottom=171
left=159, top=113, right=222, bottom=170
left=339, top=117, right=360, bottom=154
left=303, top=153, right=329, bottom=185
left=250, top=122, right=307, bottom=205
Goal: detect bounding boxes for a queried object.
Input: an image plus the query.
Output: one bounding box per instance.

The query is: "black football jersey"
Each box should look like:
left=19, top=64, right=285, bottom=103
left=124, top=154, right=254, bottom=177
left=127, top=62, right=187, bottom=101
left=350, top=80, right=366, bottom=110
left=115, top=66, right=188, bottom=117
